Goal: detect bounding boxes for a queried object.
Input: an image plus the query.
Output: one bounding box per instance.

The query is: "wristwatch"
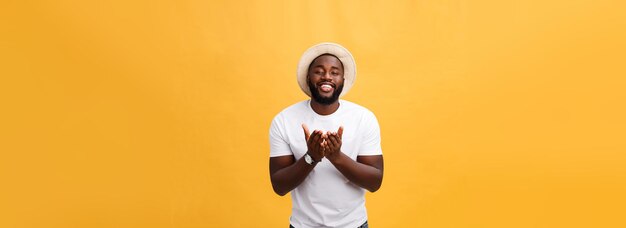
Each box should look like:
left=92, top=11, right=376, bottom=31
left=304, top=153, right=318, bottom=165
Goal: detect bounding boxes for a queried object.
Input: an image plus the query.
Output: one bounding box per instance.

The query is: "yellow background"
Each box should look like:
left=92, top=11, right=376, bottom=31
left=1, top=0, right=625, bottom=227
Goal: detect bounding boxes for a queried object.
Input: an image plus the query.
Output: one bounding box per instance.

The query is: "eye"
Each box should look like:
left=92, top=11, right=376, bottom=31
left=331, top=71, right=339, bottom=76
left=314, top=71, right=324, bottom=75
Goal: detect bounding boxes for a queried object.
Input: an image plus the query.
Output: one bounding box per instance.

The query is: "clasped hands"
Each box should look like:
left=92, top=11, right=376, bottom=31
left=302, top=124, right=344, bottom=163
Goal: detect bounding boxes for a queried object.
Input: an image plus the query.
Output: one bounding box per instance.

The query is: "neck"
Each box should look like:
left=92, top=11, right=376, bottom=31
left=310, top=99, right=340, bottom=115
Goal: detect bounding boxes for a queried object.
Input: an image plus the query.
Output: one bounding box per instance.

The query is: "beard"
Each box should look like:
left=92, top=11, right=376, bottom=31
left=308, top=80, right=344, bottom=105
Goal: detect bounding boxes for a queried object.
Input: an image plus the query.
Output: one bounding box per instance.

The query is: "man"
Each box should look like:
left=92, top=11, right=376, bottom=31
left=269, top=42, right=384, bottom=228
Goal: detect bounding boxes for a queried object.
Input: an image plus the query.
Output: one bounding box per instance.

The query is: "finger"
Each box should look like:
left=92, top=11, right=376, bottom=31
left=318, top=134, right=326, bottom=155
left=312, top=130, right=323, bottom=145
left=309, top=131, right=319, bottom=152
left=334, top=132, right=342, bottom=148
left=325, top=133, right=333, bottom=148
left=328, top=133, right=340, bottom=149
left=302, top=124, right=310, bottom=142
left=307, top=130, right=319, bottom=149
left=315, top=130, right=326, bottom=142
left=324, top=141, right=331, bottom=156
left=309, top=130, right=316, bottom=143
left=338, top=126, right=344, bottom=139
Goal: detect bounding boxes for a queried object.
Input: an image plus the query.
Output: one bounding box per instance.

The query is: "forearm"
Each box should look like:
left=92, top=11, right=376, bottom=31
left=329, top=153, right=383, bottom=192
left=270, top=157, right=316, bottom=196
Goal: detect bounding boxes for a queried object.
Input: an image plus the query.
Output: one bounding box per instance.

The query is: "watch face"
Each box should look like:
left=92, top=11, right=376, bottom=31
left=305, top=154, right=313, bottom=164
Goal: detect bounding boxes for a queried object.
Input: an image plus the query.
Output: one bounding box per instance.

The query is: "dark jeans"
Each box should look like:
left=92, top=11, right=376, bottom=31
left=289, top=221, right=368, bottom=228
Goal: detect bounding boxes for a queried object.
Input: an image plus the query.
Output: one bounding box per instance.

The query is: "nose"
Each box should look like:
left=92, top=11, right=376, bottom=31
left=322, top=72, right=332, bottom=80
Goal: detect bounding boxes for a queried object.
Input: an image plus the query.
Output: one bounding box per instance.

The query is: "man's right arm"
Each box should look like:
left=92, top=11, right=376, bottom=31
left=269, top=125, right=324, bottom=196
left=269, top=154, right=316, bottom=196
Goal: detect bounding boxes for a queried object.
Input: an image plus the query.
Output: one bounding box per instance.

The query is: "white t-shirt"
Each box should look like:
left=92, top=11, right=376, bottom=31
left=269, top=99, right=382, bottom=228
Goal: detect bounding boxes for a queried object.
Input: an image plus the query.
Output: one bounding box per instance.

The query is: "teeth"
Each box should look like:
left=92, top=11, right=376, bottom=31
left=321, top=85, right=332, bottom=89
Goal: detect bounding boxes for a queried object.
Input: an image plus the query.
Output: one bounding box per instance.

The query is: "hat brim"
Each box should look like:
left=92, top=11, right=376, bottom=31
left=297, top=42, right=356, bottom=98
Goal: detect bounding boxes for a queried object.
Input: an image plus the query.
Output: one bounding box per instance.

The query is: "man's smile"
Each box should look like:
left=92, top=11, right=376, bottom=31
left=318, top=82, right=335, bottom=93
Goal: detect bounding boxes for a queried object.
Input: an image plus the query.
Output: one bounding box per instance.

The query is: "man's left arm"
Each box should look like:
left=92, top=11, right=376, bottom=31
left=324, top=128, right=384, bottom=192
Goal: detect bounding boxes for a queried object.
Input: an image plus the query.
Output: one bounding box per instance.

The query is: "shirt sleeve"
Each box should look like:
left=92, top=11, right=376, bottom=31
left=269, top=115, right=293, bottom=157
left=359, top=111, right=383, bottom=156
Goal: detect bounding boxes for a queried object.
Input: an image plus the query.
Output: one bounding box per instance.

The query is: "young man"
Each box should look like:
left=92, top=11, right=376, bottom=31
left=269, top=43, right=384, bottom=228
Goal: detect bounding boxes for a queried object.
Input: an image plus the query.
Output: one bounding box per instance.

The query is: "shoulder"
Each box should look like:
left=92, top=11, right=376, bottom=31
left=271, top=100, right=310, bottom=122
left=340, top=99, right=377, bottom=119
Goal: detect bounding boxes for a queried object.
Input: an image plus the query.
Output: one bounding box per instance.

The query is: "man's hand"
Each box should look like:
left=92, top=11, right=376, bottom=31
left=323, top=126, right=343, bottom=162
left=302, top=124, right=325, bottom=162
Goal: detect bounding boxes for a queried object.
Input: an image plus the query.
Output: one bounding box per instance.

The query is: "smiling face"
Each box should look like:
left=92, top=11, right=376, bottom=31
left=307, top=54, right=345, bottom=105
